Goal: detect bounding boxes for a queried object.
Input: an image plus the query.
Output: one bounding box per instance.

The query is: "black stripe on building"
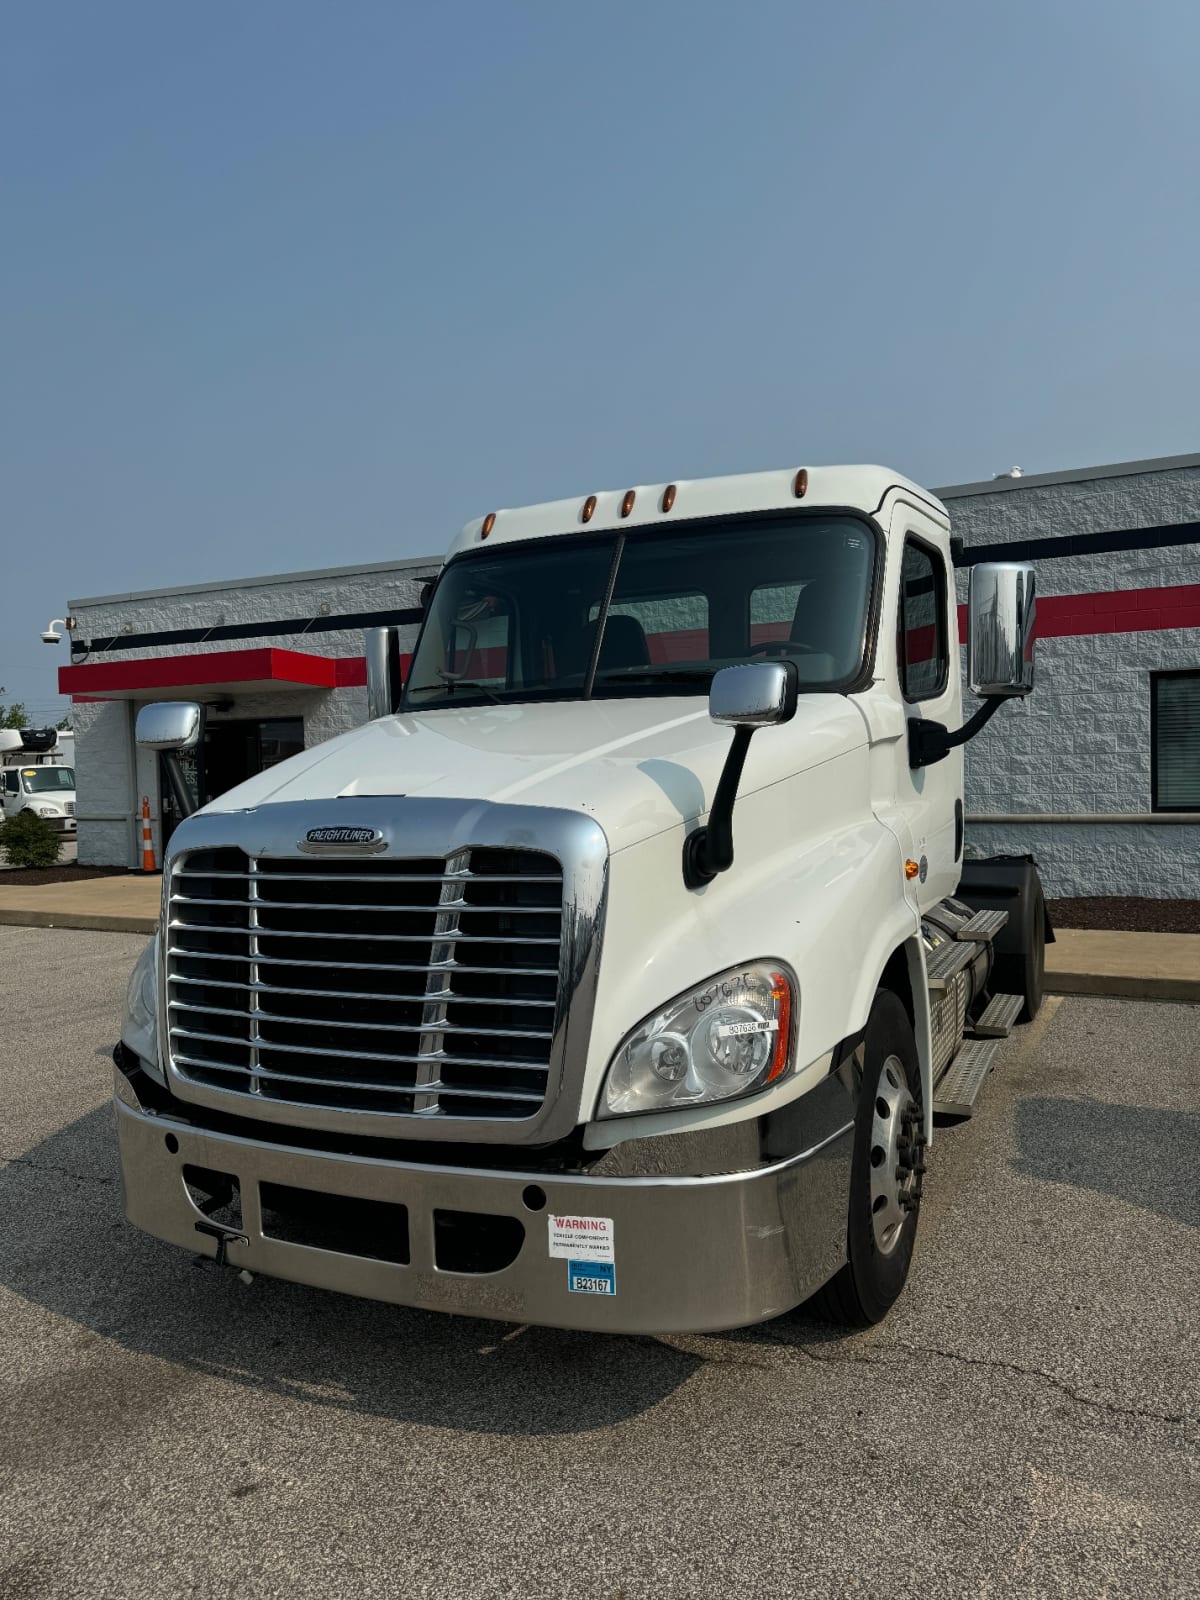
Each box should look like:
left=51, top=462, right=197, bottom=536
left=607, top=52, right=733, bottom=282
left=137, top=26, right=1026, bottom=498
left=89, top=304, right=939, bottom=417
left=954, top=520, right=1200, bottom=567
left=72, top=605, right=427, bottom=659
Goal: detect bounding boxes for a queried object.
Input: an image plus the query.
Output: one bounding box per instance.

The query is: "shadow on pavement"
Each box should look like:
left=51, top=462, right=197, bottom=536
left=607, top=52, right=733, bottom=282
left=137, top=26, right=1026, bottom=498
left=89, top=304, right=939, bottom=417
left=1, top=1105, right=702, bottom=1436
left=1012, top=1096, right=1200, bottom=1228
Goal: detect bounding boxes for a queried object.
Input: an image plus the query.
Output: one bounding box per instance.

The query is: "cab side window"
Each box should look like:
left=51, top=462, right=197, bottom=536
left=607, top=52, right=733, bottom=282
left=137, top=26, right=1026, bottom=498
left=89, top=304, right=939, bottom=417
left=898, top=538, right=949, bottom=700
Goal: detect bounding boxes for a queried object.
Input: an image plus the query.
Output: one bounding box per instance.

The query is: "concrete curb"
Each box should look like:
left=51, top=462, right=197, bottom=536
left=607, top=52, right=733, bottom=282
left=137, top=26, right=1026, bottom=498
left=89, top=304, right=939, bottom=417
left=1047, top=971, right=1200, bottom=1004
left=0, top=909, right=158, bottom=935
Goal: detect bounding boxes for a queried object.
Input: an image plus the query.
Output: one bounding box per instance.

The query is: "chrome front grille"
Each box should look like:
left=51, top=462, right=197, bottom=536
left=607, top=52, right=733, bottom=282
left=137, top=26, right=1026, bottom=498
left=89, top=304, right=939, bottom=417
left=165, top=846, right=564, bottom=1123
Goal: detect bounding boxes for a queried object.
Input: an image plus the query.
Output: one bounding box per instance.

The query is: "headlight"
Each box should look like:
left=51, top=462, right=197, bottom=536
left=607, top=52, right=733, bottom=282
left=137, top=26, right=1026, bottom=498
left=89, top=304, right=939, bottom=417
left=601, top=961, right=796, bottom=1118
left=125, top=938, right=158, bottom=1035
left=34, top=804, right=57, bottom=817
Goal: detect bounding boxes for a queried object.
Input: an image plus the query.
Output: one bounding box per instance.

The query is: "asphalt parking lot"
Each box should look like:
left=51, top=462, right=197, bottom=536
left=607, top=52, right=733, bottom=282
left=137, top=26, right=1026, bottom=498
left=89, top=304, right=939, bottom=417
left=1, top=927, right=1197, bottom=1600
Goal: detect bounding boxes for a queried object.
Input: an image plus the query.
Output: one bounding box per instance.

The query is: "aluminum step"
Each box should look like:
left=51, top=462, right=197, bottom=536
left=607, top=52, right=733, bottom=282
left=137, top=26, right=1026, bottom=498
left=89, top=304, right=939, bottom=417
left=925, top=937, right=977, bottom=990
left=953, top=908, right=1009, bottom=942
left=932, top=1037, right=1001, bottom=1117
left=969, top=991, right=1024, bottom=1039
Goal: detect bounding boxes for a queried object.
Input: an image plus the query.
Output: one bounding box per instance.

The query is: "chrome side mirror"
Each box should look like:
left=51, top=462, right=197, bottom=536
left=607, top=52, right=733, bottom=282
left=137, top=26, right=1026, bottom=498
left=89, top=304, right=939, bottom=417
left=709, top=661, right=799, bottom=728
left=364, top=626, right=404, bottom=720
left=967, top=563, right=1036, bottom=698
left=135, top=701, right=203, bottom=751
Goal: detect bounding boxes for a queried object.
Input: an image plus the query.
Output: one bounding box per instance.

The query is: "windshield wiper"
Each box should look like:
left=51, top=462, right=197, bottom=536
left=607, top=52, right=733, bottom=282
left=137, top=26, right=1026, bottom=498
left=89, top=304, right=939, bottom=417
left=428, top=673, right=505, bottom=704
left=592, top=668, right=712, bottom=687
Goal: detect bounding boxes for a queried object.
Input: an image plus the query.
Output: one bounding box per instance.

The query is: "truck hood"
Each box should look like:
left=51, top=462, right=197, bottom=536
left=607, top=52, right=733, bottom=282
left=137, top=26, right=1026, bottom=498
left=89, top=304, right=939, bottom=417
left=205, top=696, right=868, bottom=854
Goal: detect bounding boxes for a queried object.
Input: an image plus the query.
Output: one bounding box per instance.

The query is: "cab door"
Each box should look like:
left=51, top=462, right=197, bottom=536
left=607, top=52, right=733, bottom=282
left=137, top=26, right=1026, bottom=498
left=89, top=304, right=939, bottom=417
left=896, top=530, right=962, bottom=908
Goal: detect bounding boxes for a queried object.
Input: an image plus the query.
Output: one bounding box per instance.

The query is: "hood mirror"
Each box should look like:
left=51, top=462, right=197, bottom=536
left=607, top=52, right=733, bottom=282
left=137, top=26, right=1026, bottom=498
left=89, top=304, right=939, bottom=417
left=709, top=661, right=799, bottom=728
left=684, top=661, right=798, bottom=890
left=135, top=701, right=203, bottom=752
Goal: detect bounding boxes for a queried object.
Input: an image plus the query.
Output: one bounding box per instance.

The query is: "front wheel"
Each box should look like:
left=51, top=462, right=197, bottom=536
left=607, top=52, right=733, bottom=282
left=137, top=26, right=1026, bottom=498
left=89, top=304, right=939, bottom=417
left=816, top=990, right=925, bottom=1326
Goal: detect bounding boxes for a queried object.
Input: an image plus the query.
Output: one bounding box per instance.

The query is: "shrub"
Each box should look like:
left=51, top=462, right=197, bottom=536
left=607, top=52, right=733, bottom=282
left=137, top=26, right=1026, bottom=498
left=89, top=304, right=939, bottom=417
left=0, top=810, right=62, bottom=869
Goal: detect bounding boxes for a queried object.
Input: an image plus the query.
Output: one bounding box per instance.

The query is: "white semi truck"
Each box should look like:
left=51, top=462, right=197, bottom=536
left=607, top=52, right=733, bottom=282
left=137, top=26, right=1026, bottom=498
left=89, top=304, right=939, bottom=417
left=116, top=465, right=1046, bottom=1331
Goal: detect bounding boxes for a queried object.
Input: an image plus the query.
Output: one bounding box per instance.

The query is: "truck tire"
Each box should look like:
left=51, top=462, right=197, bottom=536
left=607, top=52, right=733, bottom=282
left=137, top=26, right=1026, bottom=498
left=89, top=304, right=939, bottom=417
left=814, top=990, right=924, bottom=1327
left=992, top=887, right=1045, bottom=1024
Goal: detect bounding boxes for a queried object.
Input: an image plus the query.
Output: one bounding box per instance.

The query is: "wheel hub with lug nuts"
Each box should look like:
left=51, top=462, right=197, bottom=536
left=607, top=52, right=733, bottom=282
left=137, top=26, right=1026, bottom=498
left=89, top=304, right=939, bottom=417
left=869, top=1053, right=927, bottom=1253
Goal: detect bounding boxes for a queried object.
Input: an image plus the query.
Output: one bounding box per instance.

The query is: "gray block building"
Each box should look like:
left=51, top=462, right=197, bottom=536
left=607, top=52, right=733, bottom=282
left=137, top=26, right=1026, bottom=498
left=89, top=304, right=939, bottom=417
left=60, top=452, right=1200, bottom=895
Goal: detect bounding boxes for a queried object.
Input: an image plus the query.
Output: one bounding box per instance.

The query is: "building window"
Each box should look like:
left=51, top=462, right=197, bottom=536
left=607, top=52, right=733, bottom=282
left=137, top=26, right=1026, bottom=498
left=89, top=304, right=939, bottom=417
left=1152, top=671, right=1200, bottom=811
left=898, top=537, right=949, bottom=700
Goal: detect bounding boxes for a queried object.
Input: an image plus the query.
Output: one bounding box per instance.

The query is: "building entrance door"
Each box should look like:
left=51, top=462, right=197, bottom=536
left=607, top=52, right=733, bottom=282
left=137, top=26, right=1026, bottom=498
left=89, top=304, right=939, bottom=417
left=160, top=716, right=304, bottom=850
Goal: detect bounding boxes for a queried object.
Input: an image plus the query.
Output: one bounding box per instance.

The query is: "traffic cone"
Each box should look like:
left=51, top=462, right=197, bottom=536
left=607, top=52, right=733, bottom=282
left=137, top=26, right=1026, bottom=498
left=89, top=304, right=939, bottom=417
left=141, top=796, right=157, bottom=873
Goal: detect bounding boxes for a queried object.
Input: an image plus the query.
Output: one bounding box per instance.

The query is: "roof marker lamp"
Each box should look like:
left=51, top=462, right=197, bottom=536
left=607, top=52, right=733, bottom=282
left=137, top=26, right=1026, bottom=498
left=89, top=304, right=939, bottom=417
left=601, top=962, right=795, bottom=1118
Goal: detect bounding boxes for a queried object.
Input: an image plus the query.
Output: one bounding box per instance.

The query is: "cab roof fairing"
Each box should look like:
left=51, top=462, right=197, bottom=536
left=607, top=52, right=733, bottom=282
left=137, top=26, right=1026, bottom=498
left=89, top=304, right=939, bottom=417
left=445, top=465, right=949, bottom=560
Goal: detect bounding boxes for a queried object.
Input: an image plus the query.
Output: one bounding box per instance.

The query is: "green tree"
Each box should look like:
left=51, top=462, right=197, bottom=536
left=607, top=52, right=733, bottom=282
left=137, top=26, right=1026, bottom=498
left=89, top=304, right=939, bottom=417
left=0, top=689, right=30, bottom=730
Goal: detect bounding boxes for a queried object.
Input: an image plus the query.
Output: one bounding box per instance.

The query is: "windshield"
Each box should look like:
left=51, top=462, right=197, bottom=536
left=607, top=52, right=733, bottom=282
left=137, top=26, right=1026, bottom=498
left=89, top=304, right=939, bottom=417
left=404, top=514, right=877, bottom=710
left=23, top=767, right=75, bottom=793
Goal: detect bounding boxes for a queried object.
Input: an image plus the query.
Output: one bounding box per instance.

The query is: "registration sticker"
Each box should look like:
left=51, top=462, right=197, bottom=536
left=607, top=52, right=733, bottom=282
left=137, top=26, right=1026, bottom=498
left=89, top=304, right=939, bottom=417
left=548, top=1214, right=614, bottom=1262
left=568, top=1260, right=616, bottom=1296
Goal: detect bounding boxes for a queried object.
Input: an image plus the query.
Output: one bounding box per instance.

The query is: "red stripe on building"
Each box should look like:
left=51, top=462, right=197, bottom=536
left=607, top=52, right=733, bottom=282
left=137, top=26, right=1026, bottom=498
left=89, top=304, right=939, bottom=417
left=956, top=581, right=1200, bottom=642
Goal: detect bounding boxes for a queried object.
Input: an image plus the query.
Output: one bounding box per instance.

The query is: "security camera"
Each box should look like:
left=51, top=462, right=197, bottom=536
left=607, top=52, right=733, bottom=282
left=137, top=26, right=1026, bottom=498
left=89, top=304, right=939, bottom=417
left=42, top=619, right=66, bottom=645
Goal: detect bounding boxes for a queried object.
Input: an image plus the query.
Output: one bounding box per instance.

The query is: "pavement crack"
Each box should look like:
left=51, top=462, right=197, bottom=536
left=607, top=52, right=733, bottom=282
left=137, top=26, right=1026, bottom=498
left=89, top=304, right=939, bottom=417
left=1, top=1153, right=115, bottom=1186
left=792, top=1337, right=1189, bottom=1429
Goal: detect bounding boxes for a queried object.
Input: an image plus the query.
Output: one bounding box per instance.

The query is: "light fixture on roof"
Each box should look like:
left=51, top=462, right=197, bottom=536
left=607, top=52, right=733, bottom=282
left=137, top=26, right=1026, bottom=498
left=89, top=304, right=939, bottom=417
left=993, top=466, right=1023, bottom=479
left=41, top=618, right=67, bottom=645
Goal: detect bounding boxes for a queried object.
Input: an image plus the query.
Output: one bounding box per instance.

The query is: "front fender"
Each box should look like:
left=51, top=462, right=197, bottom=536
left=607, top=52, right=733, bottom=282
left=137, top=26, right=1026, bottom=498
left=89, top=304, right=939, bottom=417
left=580, top=747, right=928, bottom=1141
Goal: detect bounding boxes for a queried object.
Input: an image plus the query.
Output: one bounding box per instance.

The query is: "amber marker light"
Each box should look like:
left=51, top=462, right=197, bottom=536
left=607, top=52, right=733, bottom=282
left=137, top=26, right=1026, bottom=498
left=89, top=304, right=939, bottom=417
left=765, top=971, right=793, bottom=1084
left=905, top=859, right=920, bottom=880
left=620, top=488, right=636, bottom=517
left=661, top=483, right=677, bottom=513
left=480, top=512, right=496, bottom=539
left=793, top=468, right=809, bottom=499
left=581, top=495, right=597, bottom=524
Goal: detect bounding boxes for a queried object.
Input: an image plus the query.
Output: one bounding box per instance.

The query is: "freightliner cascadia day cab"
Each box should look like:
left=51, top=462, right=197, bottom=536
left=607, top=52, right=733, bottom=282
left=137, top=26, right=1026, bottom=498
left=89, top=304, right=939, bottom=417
left=116, top=465, right=1047, bottom=1331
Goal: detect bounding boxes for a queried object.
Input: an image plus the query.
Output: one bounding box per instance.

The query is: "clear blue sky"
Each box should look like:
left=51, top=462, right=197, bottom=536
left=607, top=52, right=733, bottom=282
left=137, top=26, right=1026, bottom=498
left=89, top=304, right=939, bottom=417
left=3, top=0, right=1199, bottom=724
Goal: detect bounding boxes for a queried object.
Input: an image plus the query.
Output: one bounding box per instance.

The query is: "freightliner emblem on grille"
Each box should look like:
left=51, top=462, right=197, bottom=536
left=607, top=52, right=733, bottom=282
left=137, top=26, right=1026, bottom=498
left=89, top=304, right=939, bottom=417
left=298, top=825, right=387, bottom=852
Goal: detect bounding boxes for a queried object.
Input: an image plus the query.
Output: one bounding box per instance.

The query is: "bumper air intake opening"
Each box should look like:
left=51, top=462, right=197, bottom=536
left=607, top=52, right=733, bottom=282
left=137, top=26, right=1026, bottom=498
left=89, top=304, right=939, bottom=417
left=259, top=1182, right=410, bottom=1265
left=433, top=1209, right=524, bottom=1274
left=183, top=1164, right=242, bottom=1229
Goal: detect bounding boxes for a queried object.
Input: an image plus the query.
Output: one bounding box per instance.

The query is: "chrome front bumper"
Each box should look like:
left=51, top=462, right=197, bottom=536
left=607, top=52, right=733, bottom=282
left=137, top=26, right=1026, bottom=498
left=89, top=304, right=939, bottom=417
left=114, top=1069, right=854, bottom=1335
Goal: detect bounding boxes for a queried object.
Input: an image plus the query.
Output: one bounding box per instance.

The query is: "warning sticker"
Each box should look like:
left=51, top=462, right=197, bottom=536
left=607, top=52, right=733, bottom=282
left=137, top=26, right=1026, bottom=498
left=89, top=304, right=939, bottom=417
left=568, top=1260, right=616, bottom=1296
left=548, top=1214, right=614, bottom=1262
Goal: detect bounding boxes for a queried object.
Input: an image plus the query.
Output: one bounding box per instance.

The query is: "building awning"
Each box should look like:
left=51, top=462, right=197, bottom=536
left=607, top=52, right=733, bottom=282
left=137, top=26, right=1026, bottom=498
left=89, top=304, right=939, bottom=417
left=59, top=647, right=367, bottom=702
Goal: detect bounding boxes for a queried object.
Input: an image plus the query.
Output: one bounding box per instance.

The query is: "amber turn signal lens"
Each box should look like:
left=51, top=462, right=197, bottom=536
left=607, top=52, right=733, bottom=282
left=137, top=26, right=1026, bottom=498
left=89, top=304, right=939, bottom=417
left=581, top=495, right=597, bottom=524
left=620, top=489, right=636, bottom=517
left=793, top=468, right=808, bottom=499
left=765, top=972, right=792, bottom=1084
left=661, top=483, right=677, bottom=513
left=905, top=859, right=920, bottom=880
left=480, top=512, right=496, bottom=539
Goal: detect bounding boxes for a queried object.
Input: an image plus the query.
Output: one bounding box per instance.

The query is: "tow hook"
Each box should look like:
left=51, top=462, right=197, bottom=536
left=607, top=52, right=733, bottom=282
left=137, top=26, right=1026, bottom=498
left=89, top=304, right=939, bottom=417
left=194, top=1219, right=250, bottom=1272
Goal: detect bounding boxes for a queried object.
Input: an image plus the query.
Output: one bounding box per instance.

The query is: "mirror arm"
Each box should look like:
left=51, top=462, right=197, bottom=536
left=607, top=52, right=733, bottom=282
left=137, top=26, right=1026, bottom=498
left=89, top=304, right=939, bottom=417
left=683, top=725, right=756, bottom=889
left=161, top=752, right=198, bottom=819
left=908, top=696, right=1003, bottom=769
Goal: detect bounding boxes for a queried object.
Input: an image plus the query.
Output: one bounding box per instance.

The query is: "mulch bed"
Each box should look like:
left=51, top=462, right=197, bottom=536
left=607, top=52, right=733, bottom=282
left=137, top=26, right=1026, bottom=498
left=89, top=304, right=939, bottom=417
left=0, top=864, right=129, bottom=887
left=1048, top=897, right=1200, bottom=934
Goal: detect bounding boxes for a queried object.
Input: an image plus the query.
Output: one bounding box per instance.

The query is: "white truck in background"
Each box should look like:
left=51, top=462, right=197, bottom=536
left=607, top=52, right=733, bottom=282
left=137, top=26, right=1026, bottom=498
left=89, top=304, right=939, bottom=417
left=0, top=727, right=77, bottom=836
left=115, top=464, right=1046, bottom=1332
